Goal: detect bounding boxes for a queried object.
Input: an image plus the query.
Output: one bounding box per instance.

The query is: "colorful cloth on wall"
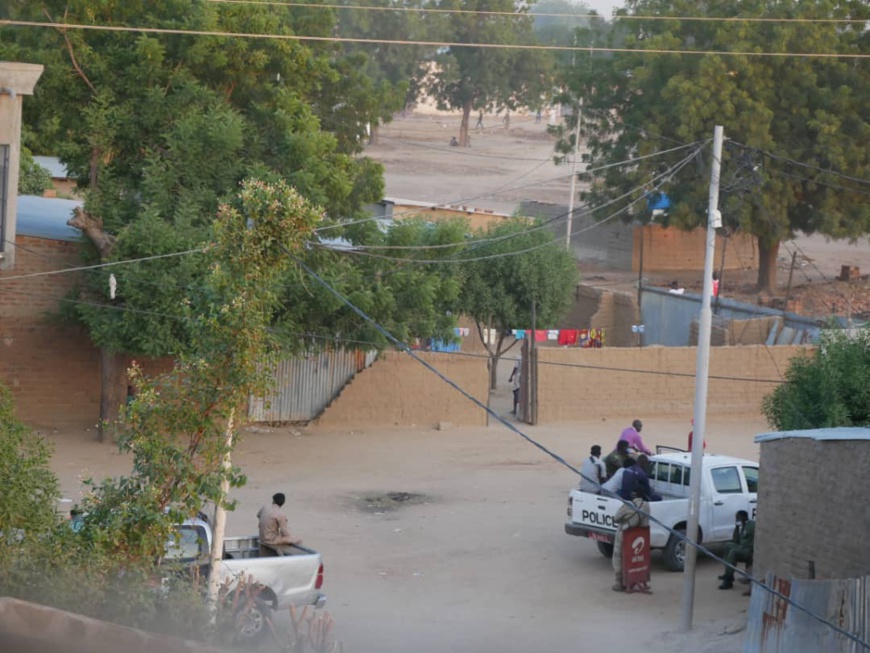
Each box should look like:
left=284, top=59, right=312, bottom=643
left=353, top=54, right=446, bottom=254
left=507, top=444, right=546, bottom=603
left=506, top=328, right=605, bottom=347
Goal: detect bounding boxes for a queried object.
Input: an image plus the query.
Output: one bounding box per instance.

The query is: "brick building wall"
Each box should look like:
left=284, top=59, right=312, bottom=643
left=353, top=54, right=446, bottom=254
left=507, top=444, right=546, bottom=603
left=0, top=234, right=171, bottom=426
left=316, top=351, right=488, bottom=428
left=753, top=437, right=870, bottom=580
left=535, top=345, right=808, bottom=422
left=632, top=224, right=758, bottom=272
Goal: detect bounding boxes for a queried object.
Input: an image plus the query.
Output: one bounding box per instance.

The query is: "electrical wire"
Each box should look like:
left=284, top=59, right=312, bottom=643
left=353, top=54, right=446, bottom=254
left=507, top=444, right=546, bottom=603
left=3, top=19, right=867, bottom=58
left=315, top=145, right=702, bottom=261
left=766, top=168, right=870, bottom=197
left=288, top=246, right=870, bottom=650
left=0, top=247, right=208, bottom=283
left=205, top=0, right=863, bottom=24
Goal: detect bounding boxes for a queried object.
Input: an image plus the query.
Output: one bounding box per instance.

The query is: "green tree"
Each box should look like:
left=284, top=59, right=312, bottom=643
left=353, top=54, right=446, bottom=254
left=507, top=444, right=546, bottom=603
left=460, top=219, right=578, bottom=389
left=561, top=0, right=869, bottom=292
left=17, top=146, right=52, bottom=195
left=0, top=384, right=61, bottom=566
left=762, top=328, right=870, bottom=431
left=426, top=0, right=552, bottom=146
left=335, top=0, right=435, bottom=143
left=1, top=0, right=384, bottom=432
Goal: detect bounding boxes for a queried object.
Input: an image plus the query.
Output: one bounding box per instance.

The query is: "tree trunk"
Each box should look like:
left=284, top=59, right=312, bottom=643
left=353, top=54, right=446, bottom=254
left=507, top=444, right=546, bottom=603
left=757, top=239, right=780, bottom=294
left=98, top=350, right=126, bottom=442
left=368, top=122, right=379, bottom=145
left=460, top=100, right=472, bottom=147
left=489, top=353, right=500, bottom=391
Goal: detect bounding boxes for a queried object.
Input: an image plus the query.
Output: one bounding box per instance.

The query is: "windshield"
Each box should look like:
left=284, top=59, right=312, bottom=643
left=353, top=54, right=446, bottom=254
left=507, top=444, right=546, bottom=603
left=164, top=525, right=208, bottom=561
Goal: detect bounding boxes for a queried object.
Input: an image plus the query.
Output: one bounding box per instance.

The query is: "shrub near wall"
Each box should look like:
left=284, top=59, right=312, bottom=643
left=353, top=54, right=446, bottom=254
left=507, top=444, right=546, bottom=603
left=535, top=345, right=809, bottom=422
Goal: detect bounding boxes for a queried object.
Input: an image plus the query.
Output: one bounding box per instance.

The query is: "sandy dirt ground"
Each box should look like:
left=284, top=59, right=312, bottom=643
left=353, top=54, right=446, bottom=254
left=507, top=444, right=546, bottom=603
left=48, top=364, right=768, bottom=653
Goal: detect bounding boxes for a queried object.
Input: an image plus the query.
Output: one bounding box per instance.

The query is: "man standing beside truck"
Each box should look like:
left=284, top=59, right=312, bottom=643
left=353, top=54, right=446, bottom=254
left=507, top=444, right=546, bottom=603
left=612, top=493, right=650, bottom=592
left=258, top=492, right=302, bottom=556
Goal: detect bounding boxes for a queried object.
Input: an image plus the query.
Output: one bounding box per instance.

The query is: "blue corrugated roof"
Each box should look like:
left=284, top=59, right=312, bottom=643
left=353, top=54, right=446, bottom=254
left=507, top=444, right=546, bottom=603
left=32, top=156, right=71, bottom=179
left=16, top=195, right=83, bottom=242
left=755, top=427, right=870, bottom=443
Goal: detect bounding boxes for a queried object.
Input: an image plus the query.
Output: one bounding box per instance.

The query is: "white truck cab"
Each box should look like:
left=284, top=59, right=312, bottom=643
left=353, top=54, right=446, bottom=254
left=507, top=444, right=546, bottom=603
left=565, top=449, right=758, bottom=571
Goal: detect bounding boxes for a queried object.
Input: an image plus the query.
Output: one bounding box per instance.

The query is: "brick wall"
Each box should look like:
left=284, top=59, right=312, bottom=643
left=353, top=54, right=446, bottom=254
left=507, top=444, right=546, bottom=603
left=632, top=225, right=758, bottom=272
left=0, top=235, right=172, bottom=426
left=0, top=234, right=82, bottom=319
left=535, top=345, right=808, bottom=422
left=754, top=438, right=870, bottom=580
left=316, top=351, right=488, bottom=428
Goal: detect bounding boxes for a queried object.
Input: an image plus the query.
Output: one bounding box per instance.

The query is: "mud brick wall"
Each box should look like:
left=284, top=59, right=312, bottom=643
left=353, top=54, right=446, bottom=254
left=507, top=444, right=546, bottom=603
left=632, top=225, right=758, bottom=272
left=317, top=351, right=488, bottom=428
left=754, top=438, right=870, bottom=580
left=535, top=345, right=808, bottom=422
left=0, top=235, right=172, bottom=426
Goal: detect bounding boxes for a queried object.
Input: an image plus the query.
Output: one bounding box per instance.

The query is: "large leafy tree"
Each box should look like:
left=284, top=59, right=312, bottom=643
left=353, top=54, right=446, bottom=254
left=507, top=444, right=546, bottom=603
left=426, top=0, right=552, bottom=146
left=0, top=1, right=388, bottom=433
left=460, top=219, right=578, bottom=389
left=561, top=0, right=869, bottom=292
left=763, top=328, right=870, bottom=430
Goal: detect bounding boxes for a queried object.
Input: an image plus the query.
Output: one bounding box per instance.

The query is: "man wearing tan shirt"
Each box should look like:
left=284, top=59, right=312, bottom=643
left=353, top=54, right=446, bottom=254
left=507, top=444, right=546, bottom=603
left=257, top=492, right=302, bottom=556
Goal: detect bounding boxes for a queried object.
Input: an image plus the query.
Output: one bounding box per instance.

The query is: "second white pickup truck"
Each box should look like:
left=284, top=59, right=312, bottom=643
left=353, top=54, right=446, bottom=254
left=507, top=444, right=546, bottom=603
left=166, top=517, right=326, bottom=640
left=564, top=449, right=759, bottom=571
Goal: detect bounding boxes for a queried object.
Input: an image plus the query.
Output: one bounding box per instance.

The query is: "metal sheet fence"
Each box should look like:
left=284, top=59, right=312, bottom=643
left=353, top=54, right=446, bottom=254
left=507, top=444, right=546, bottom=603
left=249, top=349, right=378, bottom=424
left=744, top=573, right=869, bottom=653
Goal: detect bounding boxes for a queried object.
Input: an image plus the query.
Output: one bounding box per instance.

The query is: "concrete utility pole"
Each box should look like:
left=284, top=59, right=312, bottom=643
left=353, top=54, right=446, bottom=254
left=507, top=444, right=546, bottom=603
left=679, top=125, right=724, bottom=632
left=565, top=104, right=581, bottom=249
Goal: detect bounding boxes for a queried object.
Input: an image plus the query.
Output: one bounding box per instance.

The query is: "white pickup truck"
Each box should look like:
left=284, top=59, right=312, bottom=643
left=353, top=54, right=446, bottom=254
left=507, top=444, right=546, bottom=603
left=167, top=517, right=326, bottom=639
left=564, top=449, right=758, bottom=571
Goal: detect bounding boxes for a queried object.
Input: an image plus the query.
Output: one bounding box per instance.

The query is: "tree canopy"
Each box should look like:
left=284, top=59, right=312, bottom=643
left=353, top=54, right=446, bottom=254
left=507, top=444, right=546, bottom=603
left=459, top=219, right=579, bottom=388
left=425, top=0, right=551, bottom=146
left=762, top=328, right=870, bottom=431
left=558, top=0, right=869, bottom=292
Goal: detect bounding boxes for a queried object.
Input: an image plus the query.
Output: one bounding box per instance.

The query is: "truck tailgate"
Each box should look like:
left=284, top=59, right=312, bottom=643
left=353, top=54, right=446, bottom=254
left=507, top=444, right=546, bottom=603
left=219, top=545, right=324, bottom=610
left=567, top=490, right=620, bottom=540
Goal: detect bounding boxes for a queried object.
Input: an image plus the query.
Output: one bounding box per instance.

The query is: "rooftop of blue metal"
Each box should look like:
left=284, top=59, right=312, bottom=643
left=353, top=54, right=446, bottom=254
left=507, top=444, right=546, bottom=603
left=16, top=195, right=83, bottom=243
left=755, top=427, right=870, bottom=443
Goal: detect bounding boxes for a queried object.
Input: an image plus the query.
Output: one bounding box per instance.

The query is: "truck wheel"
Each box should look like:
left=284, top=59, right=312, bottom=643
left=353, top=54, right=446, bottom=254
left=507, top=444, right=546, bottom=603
left=662, top=527, right=687, bottom=572
left=233, top=597, right=272, bottom=643
left=597, top=541, right=614, bottom=558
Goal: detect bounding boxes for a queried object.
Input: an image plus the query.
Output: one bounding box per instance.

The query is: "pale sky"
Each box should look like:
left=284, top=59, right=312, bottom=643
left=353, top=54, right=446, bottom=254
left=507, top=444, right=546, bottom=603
left=585, top=0, right=624, bottom=18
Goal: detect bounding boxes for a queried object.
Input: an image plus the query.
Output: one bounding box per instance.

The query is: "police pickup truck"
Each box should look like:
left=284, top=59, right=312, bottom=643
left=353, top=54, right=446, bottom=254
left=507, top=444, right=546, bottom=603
left=564, top=449, right=758, bottom=571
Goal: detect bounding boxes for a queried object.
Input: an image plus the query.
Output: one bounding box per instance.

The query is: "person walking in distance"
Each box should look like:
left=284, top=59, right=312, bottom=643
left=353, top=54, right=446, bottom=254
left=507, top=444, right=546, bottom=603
left=620, top=419, right=652, bottom=456
left=475, top=110, right=484, bottom=131
left=257, top=492, right=302, bottom=556
left=612, top=492, right=649, bottom=592
left=579, top=445, right=607, bottom=493
left=508, top=359, right=521, bottom=416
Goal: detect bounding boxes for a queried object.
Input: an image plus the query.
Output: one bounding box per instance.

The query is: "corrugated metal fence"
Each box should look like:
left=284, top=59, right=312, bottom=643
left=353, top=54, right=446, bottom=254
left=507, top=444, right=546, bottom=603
left=249, top=349, right=378, bottom=424
left=744, top=573, right=869, bottom=653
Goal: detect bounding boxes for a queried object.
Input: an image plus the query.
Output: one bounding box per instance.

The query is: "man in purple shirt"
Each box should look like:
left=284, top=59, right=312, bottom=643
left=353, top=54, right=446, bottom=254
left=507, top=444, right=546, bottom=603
left=620, top=419, right=652, bottom=456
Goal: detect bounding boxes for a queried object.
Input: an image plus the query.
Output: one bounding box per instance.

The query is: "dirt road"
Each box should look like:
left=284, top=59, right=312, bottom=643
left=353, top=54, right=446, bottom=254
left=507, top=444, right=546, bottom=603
left=50, top=372, right=766, bottom=653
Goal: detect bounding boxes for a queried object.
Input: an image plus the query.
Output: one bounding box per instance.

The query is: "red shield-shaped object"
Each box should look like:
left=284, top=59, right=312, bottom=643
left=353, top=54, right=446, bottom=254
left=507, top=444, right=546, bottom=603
left=622, top=526, right=651, bottom=587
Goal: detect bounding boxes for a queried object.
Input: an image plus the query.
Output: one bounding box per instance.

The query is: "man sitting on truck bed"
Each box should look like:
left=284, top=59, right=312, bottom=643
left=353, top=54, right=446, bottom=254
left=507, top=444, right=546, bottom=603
left=604, top=440, right=632, bottom=479
left=617, top=455, right=662, bottom=502
left=257, top=492, right=303, bottom=556
left=579, top=445, right=607, bottom=493
left=619, top=419, right=652, bottom=456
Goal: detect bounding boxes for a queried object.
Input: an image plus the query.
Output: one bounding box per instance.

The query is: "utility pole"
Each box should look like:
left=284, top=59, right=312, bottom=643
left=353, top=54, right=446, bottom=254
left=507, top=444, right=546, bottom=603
left=565, top=104, right=581, bottom=249
left=679, top=125, right=723, bottom=632
left=529, top=298, right=538, bottom=425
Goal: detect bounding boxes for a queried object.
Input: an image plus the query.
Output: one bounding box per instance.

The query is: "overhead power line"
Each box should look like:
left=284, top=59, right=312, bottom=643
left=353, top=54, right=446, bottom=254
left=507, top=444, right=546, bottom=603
left=3, top=19, right=867, bottom=58
left=205, top=0, right=863, bottom=24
